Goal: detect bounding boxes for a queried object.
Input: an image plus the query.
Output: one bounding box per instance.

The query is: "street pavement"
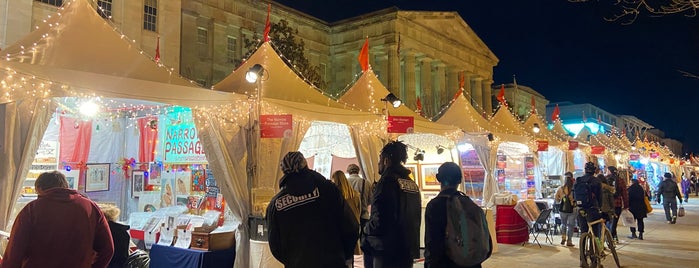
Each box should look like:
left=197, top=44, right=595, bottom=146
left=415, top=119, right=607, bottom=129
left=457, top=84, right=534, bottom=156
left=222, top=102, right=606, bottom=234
left=413, top=195, right=699, bottom=268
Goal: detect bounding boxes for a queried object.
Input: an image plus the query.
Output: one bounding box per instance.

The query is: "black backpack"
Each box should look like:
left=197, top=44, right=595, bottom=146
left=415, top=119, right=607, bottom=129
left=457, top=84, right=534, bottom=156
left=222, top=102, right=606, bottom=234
left=574, top=176, right=593, bottom=208
left=440, top=191, right=492, bottom=267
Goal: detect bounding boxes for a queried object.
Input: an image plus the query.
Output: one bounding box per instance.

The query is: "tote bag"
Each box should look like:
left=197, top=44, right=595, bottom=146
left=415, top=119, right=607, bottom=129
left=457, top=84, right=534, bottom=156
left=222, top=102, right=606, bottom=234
left=678, top=206, right=685, bottom=217
left=644, top=195, right=653, bottom=213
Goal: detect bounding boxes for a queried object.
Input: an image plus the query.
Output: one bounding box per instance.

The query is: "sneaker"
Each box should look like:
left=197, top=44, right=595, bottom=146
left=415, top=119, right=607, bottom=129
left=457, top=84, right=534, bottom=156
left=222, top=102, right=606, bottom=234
left=672, top=216, right=677, bottom=224
left=566, top=241, right=575, bottom=247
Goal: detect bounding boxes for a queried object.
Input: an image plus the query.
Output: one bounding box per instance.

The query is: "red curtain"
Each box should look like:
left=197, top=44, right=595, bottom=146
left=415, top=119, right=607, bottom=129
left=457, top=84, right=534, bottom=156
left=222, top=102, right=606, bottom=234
left=138, top=116, right=159, bottom=163
left=331, top=155, right=359, bottom=175
left=59, top=116, right=93, bottom=166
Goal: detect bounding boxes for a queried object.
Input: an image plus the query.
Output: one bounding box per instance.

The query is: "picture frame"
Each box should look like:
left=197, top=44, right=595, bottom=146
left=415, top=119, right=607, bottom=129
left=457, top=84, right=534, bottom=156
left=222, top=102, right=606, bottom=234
left=85, top=164, right=110, bottom=192
left=132, top=170, right=146, bottom=197
left=404, top=164, right=418, bottom=182
left=421, top=191, right=439, bottom=207
left=420, top=163, right=441, bottom=191
left=59, top=169, right=80, bottom=190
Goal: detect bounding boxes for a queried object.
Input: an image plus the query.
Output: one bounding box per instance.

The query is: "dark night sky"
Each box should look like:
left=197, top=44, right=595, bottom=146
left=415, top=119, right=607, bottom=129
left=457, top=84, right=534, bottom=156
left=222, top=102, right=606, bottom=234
left=276, top=0, right=699, bottom=154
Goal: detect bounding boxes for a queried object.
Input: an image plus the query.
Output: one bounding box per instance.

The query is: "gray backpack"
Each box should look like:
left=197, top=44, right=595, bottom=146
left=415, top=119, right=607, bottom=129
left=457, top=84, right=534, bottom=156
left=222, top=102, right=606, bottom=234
left=441, top=191, right=492, bottom=266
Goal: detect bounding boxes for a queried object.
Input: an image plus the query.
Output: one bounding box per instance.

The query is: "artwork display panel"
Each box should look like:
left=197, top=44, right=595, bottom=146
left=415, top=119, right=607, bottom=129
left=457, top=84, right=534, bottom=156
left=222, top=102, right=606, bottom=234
left=85, top=164, right=110, bottom=192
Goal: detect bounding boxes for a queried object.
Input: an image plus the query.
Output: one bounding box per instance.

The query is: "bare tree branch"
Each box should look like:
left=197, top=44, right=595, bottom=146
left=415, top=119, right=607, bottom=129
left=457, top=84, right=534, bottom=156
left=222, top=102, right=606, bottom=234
left=570, top=0, right=698, bottom=24
left=679, top=70, right=699, bottom=79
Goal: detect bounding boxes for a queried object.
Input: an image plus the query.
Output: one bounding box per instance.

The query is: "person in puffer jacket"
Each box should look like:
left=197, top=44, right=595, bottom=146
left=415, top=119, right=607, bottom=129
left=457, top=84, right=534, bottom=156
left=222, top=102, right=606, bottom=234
left=361, top=141, right=421, bottom=268
left=266, top=152, right=358, bottom=268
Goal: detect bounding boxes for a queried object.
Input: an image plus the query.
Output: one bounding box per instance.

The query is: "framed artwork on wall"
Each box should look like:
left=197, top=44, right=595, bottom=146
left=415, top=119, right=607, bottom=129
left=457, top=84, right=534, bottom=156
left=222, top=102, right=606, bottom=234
left=420, top=164, right=441, bottom=191
left=60, top=169, right=80, bottom=190
left=85, top=164, right=110, bottom=192
left=132, top=170, right=146, bottom=197
left=404, top=164, right=418, bottom=182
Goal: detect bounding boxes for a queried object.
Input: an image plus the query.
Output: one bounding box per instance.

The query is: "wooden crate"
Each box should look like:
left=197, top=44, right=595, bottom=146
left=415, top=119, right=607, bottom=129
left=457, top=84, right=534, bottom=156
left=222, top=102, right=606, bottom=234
left=190, top=226, right=236, bottom=251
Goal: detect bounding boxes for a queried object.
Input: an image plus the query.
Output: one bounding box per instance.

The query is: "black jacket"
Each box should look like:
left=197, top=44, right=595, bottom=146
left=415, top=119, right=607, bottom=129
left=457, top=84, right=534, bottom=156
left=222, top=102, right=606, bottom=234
left=266, top=169, right=358, bottom=268
left=574, top=173, right=602, bottom=209
left=627, top=183, right=647, bottom=219
left=424, top=188, right=490, bottom=268
left=107, top=221, right=130, bottom=268
left=657, top=178, right=682, bottom=203
left=362, top=165, right=421, bottom=266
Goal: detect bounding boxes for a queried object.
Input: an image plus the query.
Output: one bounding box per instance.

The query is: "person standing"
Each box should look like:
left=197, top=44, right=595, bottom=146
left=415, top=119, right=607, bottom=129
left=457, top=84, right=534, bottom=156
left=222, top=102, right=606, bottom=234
left=574, top=162, right=603, bottom=241
left=690, top=172, right=698, bottom=196
left=3, top=171, right=114, bottom=268
left=627, top=178, right=648, bottom=240
left=555, top=172, right=576, bottom=247
left=609, top=167, right=629, bottom=243
left=266, top=152, right=358, bottom=268
left=680, top=174, right=690, bottom=203
left=346, top=163, right=372, bottom=234
left=362, top=141, right=421, bottom=268
left=331, top=170, right=362, bottom=265
left=99, top=204, right=131, bottom=268
left=657, top=172, right=683, bottom=224
left=424, top=162, right=492, bottom=268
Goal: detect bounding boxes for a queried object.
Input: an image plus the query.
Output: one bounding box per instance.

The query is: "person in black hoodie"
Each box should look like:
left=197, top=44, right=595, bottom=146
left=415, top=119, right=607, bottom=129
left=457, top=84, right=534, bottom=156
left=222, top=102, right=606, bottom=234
left=99, top=204, right=131, bottom=268
left=627, top=178, right=647, bottom=240
left=266, top=151, right=358, bottom=268
left=657, top=172, right=683, bottom=224
left=362, top=141, right=421, bottom=268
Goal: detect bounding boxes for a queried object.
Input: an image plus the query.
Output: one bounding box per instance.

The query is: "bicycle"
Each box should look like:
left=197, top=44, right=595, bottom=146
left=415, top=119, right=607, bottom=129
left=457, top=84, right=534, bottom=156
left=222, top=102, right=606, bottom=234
left=579, top=218, right=620, bottom=268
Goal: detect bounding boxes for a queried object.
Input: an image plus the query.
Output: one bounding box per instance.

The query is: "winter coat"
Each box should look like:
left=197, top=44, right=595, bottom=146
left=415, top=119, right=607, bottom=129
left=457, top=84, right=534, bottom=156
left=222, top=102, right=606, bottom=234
left=347, top=174, right=372, bottom=220
left=362, top=165, right=421, bottom=266
left=657, top=178, right=682, bottom=203
left=628, top=183, right=647, bottom=219
left=3, top=188, right=114, bottom=268
left=266, top=168, right=358, bottom=268
left=611, top=175, right=629, bottom=208
left=107, top=221, right=131, bottom=268
left=681, top=179, right=691, bottom=195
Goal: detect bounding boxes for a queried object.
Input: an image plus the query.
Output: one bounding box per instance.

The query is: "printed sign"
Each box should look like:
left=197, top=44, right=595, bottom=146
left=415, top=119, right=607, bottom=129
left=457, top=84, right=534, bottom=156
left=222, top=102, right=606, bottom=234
left=162, top=109, right=206, bottom=163
left=260, top=114, right=293, bottom=138
left=537, top=140, right=549, bottom=152
left=591, top=145, right=605, bottom=155
left=650, top=152, right=659, bottom=159
left=387, top=116, right=414, bottom=133
left=568, top=141, right=579, bottom=150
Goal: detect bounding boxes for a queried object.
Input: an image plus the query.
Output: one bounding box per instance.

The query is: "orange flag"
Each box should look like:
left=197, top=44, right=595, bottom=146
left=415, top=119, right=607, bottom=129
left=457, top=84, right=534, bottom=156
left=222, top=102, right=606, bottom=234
left=551, top=104, right=560, bottom=121
left=416, top=97, right=423, bottom=116
left=154, top=36, right=160, bottom=63
left=358, top=38, right=369, bottom=72
left=453, top=72, right=464, bottom=100
left=496, top=84, right=506, bottom=104
left=530, top=96, right=536, bottom=114
left=263, top=4, right=271, bottom=42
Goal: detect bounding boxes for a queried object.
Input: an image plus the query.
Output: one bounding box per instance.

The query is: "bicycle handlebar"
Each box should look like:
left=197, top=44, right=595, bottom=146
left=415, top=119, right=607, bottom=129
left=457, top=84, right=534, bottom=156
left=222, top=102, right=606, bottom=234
left=587, top=218, right=606, bottom=227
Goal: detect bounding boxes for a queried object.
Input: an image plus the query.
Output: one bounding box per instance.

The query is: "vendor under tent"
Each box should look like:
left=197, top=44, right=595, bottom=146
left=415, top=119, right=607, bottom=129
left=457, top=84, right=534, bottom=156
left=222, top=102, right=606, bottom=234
left=336, top=68, right=462, bottom=184
left=0, top=0, right=251, bottom=266
left=212, top=41, right=384, bottom=220
left=488, top=105, right=534, bottom=200
left=523, top=112, right=566, bottom=198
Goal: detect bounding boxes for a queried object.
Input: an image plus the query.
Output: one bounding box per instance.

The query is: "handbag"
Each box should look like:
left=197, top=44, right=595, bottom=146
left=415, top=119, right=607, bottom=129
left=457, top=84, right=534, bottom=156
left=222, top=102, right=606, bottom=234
left=678, top=206, right=685, bottom=217
left=620, top=209, right=636, bottom=228
left=558, top=189, right=574, bottom=213
left=644, top=195, right=653, bottom=213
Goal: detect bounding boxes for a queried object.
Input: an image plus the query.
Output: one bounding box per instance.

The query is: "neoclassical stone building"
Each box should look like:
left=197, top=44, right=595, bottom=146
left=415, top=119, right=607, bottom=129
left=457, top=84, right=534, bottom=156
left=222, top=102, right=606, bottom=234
left=1, top=0, right=499, bottom=117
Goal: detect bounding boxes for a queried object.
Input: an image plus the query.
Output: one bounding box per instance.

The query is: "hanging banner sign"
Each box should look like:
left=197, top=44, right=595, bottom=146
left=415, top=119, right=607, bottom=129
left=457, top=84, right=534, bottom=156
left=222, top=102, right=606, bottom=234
left=260, top=114, right=293, bottom=138
left=629, top=154, right=640, bottom=161
left=387, top=116, right=414, bottom=133
left=536, top=140, right=549, bottom=152
left=650, top=152, right=659, bottom=159
left=591, top=146, right=605, bottom=155
left=163, top=110, right=206, bottom=163
left=568, top=141, right=579, bottom=150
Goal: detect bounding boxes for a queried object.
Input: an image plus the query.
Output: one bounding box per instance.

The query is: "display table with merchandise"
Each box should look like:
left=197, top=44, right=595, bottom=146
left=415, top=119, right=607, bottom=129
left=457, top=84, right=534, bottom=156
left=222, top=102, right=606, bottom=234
left=149, top=244, right=235, bottom=268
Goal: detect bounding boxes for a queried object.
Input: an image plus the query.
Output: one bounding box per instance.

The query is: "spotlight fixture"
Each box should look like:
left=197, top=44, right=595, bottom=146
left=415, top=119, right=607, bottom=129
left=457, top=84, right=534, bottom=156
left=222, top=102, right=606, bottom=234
left=436, top=145, right=447, bottom=154
left=381, top=93, right=402, bottom=108
left=413, top=149, right=425, bottom=161
left=78, top=100, right=100, bottom=117
left=246, top=64, right=265, bottom=83
left=532, top=123, right=540, bottom=134
left=487, top=133, right=494, bottom=142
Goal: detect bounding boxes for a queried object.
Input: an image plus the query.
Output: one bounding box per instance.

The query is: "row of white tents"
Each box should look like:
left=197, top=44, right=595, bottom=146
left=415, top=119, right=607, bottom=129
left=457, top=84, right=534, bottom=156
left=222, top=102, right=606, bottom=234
left=0, top=0, right=683, bottom=266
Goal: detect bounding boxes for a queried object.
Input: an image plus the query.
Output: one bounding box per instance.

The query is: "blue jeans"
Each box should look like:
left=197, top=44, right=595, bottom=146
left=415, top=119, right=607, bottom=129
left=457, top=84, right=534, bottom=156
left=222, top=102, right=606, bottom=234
left=663, top=200, right=678, bottom=221
left=560, top=211, right=576, bottom=239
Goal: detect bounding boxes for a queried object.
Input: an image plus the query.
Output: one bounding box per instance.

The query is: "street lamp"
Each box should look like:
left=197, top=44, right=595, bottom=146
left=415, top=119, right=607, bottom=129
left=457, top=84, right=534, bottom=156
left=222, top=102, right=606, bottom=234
left=532, top=123, right=540, bottom=134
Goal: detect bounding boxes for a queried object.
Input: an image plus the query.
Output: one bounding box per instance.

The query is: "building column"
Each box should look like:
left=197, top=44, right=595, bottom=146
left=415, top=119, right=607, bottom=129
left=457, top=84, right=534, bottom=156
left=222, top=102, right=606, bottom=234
left=447, top=67, right=459, bottom=101
left=471, top=76, right=483, bottom=113
left=435, top=63, right=446, bottom=116
left=463, top=72, right=473, bottom=102
left=420, top=57, right=433, bottom=116
left=375, top=53, right=388, bottom=86
left=482, top=79, right=493, bottom=116
left=404, top=51, right=416, bottom=111
left=387, top=44, right=400, bottom=95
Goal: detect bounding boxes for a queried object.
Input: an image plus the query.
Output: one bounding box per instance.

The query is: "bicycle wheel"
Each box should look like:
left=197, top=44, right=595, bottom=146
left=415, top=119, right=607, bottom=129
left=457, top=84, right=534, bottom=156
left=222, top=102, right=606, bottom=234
left=579, top=233, right=599, bottom=268
left=605, top=230, right=620, bottom=268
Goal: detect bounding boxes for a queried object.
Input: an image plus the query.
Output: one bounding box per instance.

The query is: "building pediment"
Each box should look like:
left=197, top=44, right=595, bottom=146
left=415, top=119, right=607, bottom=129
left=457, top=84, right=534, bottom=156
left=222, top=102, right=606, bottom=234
left=398, top=11, right=498, bottom=64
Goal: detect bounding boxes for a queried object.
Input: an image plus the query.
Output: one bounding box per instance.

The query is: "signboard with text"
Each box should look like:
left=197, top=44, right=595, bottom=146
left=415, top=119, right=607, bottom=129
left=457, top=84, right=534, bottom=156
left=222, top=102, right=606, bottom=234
left=537, top=140, right=549, bottom=152
left=260, top=114, right=293, bottom=138
left=387, top=116, right=414, bottom=133
left=162, top=109, right=206, bottom=163
left=591, top=145, right=605, bottom=155
left=568, top=141, right=579, bottom=150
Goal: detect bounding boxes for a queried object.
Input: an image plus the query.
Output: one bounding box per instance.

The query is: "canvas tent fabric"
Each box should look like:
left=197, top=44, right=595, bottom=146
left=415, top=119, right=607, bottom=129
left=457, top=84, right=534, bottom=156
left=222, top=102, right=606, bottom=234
left=0, top=1, right=252, bottom=266
left=436, top=92, right=490, bottom=146
left=551, top=119, right=572, bottom=141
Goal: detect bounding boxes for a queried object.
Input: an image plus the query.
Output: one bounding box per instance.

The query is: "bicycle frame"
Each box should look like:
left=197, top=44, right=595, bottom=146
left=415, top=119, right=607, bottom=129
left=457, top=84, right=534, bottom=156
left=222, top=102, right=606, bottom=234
left=580, top=217, right=620, bottom=268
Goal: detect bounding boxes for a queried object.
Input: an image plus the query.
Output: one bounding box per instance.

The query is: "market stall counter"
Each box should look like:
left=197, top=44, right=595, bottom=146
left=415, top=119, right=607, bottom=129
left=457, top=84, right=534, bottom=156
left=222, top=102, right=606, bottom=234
left=149, top=244, right=235, bottom=268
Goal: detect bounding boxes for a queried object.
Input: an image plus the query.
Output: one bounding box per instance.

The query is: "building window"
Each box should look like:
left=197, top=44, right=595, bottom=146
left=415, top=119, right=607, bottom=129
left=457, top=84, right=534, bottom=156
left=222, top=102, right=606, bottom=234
left=143, top=0, right=158, bottom=32
left=227, top=36, right=237, bottom=63
left=97, top=0, right=113, bottom=19
left=35, top=0, right=63, bottom=6
left=197, top=28, right=208, bottom=44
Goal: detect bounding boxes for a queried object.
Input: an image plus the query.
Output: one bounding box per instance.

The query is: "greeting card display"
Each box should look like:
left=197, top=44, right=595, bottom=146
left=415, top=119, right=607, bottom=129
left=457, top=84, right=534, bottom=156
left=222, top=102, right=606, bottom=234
left=192, top=169, right=206, bottom=192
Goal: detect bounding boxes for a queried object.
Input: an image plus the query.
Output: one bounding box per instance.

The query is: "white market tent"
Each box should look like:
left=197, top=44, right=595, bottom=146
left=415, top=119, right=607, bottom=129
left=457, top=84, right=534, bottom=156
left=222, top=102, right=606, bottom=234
left=213, top=41, right=385, bottom=192
left=523, top=113, right=566, bottom=175
left=336, top=68, right=462, bottom=183
left=0, top=1, right=252, bottom=267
